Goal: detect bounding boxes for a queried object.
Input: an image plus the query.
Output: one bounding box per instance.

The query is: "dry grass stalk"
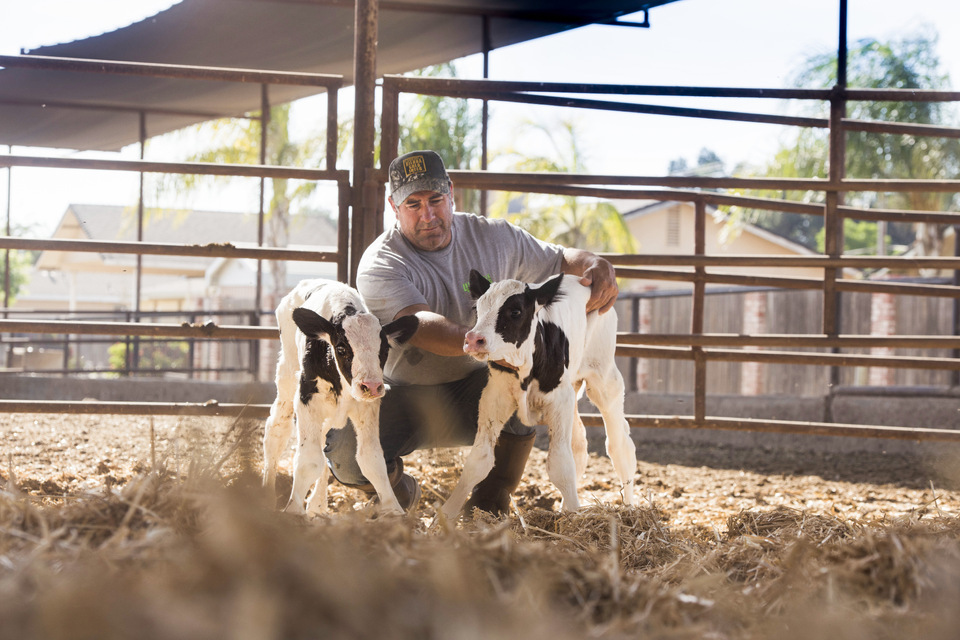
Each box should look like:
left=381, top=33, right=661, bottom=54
left=1, top=416, right=959, bottom=639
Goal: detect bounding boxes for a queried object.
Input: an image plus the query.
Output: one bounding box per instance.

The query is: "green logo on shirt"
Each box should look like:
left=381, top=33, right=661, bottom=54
left=461, top=274, right=493, bottom=292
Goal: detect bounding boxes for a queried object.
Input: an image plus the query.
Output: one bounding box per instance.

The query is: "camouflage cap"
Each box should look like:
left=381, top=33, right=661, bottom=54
left=388, top=150, right=451, bottom=205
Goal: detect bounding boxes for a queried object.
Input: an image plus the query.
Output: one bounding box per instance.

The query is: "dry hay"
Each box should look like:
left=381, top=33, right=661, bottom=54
left=2, top=415, right=960, bottom=639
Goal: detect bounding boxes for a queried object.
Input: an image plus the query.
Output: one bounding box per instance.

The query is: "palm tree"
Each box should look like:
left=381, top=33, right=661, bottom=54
left=730, top=30, right=960, bottom=258
left=398, top=63, right=483, bottom=213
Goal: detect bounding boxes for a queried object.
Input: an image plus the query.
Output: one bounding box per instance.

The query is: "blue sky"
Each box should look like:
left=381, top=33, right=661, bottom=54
left=2, top=0, right=959, bottom=235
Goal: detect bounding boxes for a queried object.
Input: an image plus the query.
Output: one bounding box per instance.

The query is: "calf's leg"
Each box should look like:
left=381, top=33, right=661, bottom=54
left=350, top=403, right=405, bottom=516
left=544, top=386, right=581, bottom=511
left=262, top=370, right=298, bottom=493
left=583, top=366, right=637, bottom=506
left=572, top=405, right=588, bottom=479
left=440, top=372, right=518, bottom=520
left=286, top=400, right=331, bottom=515
left=262, top=400, right=294, bottom=494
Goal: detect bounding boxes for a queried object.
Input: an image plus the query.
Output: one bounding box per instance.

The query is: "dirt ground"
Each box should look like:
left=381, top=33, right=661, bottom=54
left=5, top=411, right=960, bottom=527
left=5, top=411, right=960, bottom=640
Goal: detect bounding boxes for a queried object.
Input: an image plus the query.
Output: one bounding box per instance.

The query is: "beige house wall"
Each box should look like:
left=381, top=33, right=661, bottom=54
left=622, top=201, right=822, bottom=292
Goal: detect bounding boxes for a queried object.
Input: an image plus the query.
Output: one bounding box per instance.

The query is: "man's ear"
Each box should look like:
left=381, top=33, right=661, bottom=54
left=292, top=307, right=335, bottom=341
left=528, top=273, right=564, bottom=308
left=468, top=269, right=491, bottom=299
left=381, top=314, right=419, bottom=346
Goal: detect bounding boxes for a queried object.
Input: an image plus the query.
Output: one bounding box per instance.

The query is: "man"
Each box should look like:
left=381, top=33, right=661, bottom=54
left=324, top=150, right=618, bottom=514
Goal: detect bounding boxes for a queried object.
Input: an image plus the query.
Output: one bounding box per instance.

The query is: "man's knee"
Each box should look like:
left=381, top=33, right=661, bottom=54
left=324, top=428, right=366, bottom=486
left=503, top=414, right=536, bottom=437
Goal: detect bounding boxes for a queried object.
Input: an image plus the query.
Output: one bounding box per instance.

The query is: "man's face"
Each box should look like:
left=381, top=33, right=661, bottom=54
left=390, top=188, right=454, bottom=252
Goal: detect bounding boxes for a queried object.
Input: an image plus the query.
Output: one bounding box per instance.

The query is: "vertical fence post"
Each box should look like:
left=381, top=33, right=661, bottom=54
left=350, top=0, right=379, bottom=287
left=379, top=78, right=399, bottom=241
left=132, top=111, right=148, bottom=374
left=251, top=84, right=270, bottom=381
left=628, top=295, right=640, bottom=393
left=326, top=85, right=339, bottom=172
left=824, top=0, right=848, bottom=411
left=954, top=224, right=959, bottom=387
left=2, top=148, right=9, bottom=371
left=2, top=146, right=10, bottom=321
left=124, top=310, right=133, bottom=377
left=692, top=198, right=707, bottom=421
left=480, top=15, right=491, bottom=217
left=337, top=180, right=351, bottom=284
left=188, top=311, right=196, bottom=380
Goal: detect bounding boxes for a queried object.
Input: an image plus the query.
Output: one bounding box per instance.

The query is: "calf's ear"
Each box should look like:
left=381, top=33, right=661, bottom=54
left=528, top=273, right=564, bottom=308
left=292, top=307, right=335, bottom=341
left=468, top=269, right=491, bottom=299
left=382, top=314, right=419, bottom=346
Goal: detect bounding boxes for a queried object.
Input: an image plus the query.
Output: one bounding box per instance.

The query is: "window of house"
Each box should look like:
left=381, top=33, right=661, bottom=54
left=666, top=210, right=680, bottom=246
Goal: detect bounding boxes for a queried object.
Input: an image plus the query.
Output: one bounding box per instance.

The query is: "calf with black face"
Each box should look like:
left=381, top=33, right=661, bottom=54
left=440, top=269, right=636, bottom=518
left=262, top=279, right=418, bottom=516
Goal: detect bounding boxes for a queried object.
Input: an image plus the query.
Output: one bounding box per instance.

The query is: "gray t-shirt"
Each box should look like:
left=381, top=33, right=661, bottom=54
left=356, top=212, right=565, bottom=385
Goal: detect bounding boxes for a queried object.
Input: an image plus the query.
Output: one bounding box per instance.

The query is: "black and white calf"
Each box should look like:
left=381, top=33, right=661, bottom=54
left=440, top=270, right=636, bottom=518
left=262, top=279, right=418, bottom=516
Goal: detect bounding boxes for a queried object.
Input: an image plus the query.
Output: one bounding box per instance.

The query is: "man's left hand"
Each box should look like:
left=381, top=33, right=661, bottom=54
left=578, top=258, right=619, bottom=314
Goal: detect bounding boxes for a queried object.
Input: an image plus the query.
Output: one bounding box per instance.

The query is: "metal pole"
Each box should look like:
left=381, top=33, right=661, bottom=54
left=628, top=296, right=639, bottom=392
left=2, top=145, right=9, bottom=370
left=953, top=224, right=959, bottom=387
left=692, top=198, right=707, bottom=421
left=837, top=0, right=848, bottom=89
left=253, top=83, right=270, bottom=381
left=350, top=0, right=379, bottom=286
left=326, top=88, right=339, bottom=171
left=3, top=145, right=10, bottom=319
left=132, top=111, right=147, bottom=373
left=824, top=0, right=848, bottom=409
left=480, top=14, right=491, bottom=217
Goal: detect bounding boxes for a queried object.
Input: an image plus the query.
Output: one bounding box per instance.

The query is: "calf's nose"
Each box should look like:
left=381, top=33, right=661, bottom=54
left=359, top=380, right=385, bottom=398
left=463, top=331, right=486, bottom=353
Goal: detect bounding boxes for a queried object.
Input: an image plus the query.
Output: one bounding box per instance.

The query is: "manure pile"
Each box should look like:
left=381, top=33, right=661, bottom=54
left=2, top=413, right=960, bottom=639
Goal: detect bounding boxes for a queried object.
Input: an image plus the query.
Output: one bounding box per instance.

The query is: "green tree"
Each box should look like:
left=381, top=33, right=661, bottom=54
left=0, top=249, right=32, bottom=305
left=108, top=340, right=189, bottom=376
left=490, top=119, right=636, bottom=253
left=398, top=63, right=483, bottom=213
left=729, top=29, right=960, bottom=256
left=1, top=223, right=39, bottom=305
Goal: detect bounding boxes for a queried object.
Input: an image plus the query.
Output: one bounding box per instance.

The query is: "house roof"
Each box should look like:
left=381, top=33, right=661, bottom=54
left=36, top=203, right=338, bottom=273
left=0, top=0, right=681, bottom=151
left=617, top=199, right=818, bottom=256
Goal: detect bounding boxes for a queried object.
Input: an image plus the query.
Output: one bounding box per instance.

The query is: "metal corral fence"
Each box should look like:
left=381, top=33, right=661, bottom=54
left=617, top=280, right=956, bottom=397
left=0, top=53, right=347, bottom=383
left=375, top=70, right=960, bottom=445
left=1, top=308, right=270, bottom=378
left=2, top=30, right=960, bottom=447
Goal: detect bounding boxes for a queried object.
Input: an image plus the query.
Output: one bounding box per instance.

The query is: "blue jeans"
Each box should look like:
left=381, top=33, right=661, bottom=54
left=324, top=366, right=534, bottom=486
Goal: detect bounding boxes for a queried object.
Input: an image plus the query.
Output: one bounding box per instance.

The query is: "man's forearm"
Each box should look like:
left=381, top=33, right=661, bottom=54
left=395, top=305, right=469, bottom=357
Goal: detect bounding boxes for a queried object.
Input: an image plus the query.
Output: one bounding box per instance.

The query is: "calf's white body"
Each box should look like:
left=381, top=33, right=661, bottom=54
left=262, top=279, right=416, bottom=516
left=441, top=271, right=637, bottom=518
